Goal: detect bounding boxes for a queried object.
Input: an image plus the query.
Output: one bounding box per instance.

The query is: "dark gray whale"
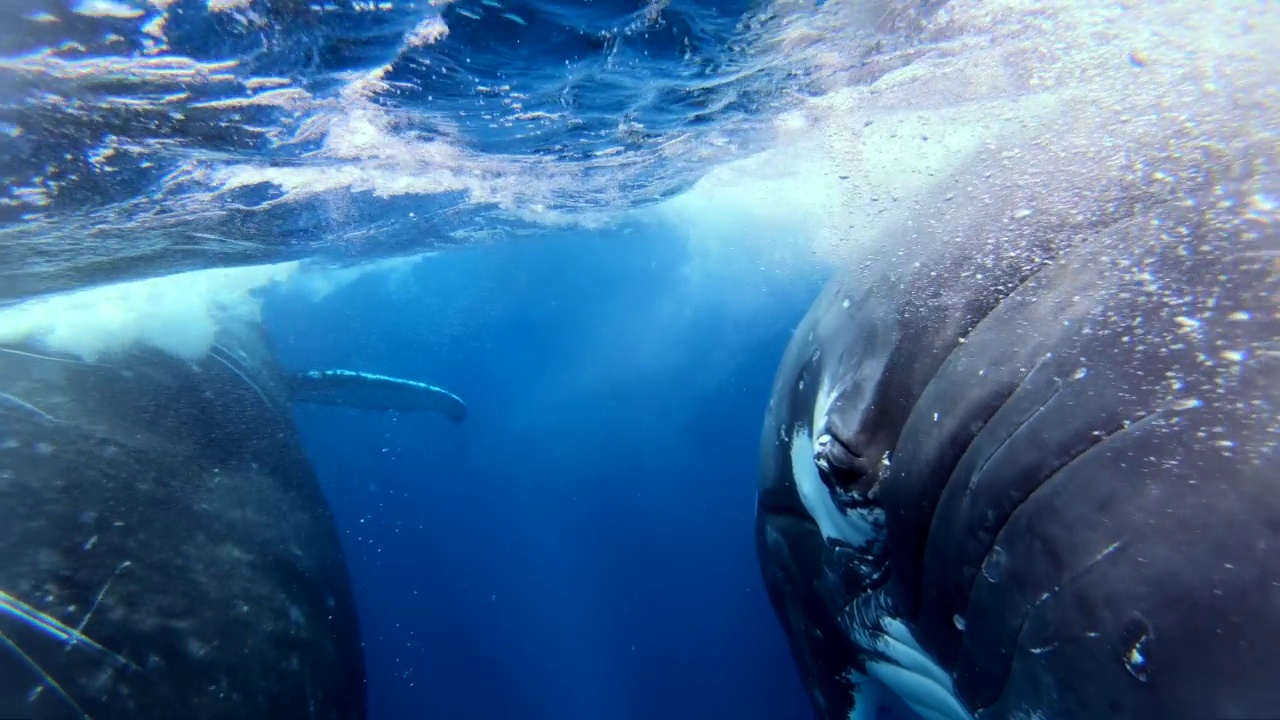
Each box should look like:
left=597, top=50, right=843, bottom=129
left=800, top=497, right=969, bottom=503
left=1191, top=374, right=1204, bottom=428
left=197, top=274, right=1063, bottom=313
left=0, top=312, right=466, bottom=719
left=758, top=172, right=1280, bottom=719
left=754, top=3, right=1279, bottom=718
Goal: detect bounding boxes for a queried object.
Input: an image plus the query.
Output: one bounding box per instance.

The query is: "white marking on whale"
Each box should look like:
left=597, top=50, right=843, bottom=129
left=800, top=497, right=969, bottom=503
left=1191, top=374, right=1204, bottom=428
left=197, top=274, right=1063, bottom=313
left=845, top=606, right=974, bottom=720
left=287, top=368, right=467, bottom=422
left=792, top=421, right=972, bottom=720
left=790, top=425, right=882, bottom=549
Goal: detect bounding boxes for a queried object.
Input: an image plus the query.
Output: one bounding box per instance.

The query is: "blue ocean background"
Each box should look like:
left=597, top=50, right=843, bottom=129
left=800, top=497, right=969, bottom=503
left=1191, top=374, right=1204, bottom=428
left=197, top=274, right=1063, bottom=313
left=268, top=222, right=826, bottom=719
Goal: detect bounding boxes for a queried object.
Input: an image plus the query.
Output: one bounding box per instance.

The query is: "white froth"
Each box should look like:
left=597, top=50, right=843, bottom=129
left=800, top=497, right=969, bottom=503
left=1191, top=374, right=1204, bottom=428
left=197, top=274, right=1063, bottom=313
left=72, top=0, right=145, bottom=18
left=0, top=254, right=429, bottom=362
left=741, top=0, right=1280, bottom=266
left=0, top=52, right=240, bottom=84
left=653, top=142, right=844, bottom=256
left=0, top=263, right=299, bottom=362
left=207, top=0, right=251, bottom=12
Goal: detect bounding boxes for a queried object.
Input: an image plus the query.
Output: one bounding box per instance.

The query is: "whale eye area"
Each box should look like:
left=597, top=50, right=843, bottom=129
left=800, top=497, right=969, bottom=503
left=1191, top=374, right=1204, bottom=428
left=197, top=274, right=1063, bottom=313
left=813, top=431, right=876, bottom=502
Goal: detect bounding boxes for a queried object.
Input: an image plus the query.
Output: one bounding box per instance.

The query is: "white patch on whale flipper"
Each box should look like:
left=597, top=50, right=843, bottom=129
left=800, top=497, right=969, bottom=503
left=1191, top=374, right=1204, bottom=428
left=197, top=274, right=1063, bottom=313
left=790, top=425, right=883, bottom=549
left=847, top=601, right=974, bottom=720
left=287, top=368, right=467, bottom=422
left=866, top=658, right=971, bottom=720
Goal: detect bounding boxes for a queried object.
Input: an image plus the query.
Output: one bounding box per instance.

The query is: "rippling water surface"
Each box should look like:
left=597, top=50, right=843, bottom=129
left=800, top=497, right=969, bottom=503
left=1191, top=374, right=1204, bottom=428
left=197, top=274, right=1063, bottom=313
left=0, top=0, right=947, bottom=299
left=1, top=0, right=1275, bottom=320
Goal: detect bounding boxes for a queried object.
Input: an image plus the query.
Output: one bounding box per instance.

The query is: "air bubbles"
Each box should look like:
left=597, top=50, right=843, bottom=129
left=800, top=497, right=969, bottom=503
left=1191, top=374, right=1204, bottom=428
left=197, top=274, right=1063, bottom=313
left=71, top=0, right=144, bottom=18
left=1120, top=613, right=1154, bottom=683
left=981, top=546, right=1006, bottom=584
left=1174, top=315, right=1202, bottom=330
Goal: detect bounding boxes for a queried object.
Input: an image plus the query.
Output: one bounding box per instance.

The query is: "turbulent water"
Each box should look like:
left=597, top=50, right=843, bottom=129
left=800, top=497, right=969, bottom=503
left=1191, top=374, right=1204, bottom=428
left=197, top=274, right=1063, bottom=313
left=0, top=0, right=940, bottom=301
left=0, top=0, right=1276, bottom=355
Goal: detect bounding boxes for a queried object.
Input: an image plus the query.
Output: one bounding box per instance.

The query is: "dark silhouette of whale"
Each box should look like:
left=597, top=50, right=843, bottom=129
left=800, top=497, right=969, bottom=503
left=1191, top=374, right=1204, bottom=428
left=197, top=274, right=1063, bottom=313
left=0, top=312, right=465, bottom=719
left=753, top=2, right=1278, bottom=718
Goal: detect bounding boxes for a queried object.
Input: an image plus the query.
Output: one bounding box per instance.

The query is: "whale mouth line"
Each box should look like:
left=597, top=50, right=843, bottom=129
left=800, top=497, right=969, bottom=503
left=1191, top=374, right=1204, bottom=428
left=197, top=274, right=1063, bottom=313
left=825, top=430, right=863, bottom=460
left=824, top=432, right=866, bottom=471
left=814, top=426, right=879, bottom=504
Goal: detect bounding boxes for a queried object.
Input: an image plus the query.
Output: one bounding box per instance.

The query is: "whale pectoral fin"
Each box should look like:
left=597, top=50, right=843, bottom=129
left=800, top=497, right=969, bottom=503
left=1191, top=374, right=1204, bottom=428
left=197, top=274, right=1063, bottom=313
left=285, top=369, right=467, bottom=422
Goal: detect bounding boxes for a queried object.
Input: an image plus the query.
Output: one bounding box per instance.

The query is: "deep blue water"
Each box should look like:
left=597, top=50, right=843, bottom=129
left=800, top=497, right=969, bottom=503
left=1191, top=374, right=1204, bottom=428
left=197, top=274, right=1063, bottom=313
left=267, top=222, right=827, bottom=719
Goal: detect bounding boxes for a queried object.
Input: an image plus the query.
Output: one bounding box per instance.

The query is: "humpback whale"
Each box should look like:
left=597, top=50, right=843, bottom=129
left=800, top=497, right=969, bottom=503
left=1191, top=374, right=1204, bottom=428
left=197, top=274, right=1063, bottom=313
left=0, top=270, right=466, bottom=719
left=755, top=2, right=1278, bottom=719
